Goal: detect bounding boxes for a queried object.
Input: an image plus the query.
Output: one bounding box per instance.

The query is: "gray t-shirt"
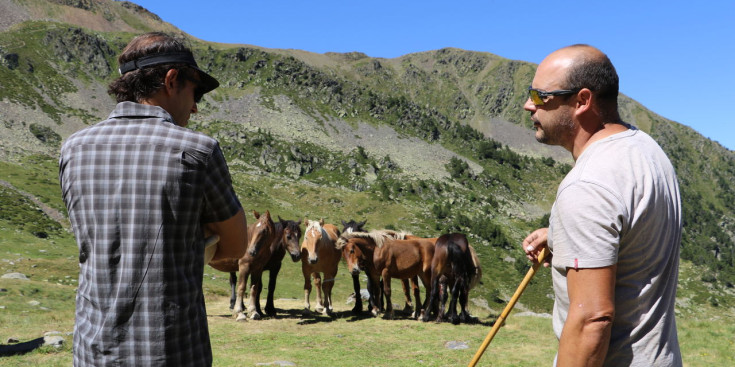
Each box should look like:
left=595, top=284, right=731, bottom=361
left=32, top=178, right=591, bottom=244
left=548, top=127, right=682, bottom=367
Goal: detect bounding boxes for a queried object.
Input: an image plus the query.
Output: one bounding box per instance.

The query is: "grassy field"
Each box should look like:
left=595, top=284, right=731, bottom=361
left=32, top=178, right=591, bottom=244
left=1, top=156, right=733, bottom=366
left=1, top=229, right=734, bottom=366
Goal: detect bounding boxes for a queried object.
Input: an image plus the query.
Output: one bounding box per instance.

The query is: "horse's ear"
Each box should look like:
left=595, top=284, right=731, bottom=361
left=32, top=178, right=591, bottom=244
left=278, top=215, right=285, bottom=223
left=341, top=219, right=347, bottom=227
left=319, top=218, right=325, bottom=226
left=359, top=220, right=367, bottom=227
left=252, top=210, right=260, bottom=219
left=303, top=218, right=309, bottom=226
left=264, top=210, right=271, bottom=219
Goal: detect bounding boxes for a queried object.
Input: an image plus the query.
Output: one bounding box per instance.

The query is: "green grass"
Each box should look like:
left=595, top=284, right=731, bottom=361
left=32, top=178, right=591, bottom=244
left=1, top=155, right=733, bottom=366
left=2, top=244, right=734, bottom=366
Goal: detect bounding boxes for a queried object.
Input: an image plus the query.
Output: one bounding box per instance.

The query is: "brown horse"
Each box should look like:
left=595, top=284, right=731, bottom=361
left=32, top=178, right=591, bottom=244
left=209, top=210, right=302, bottom=320
left=422, top=233, right=478, bottom=324
left=232, top=210, right=278, bottom=319
left=372, top=236, right=436, bottom=319
left=207, top=210, right=268, bottom=310
left=337, top=229, right=416, bottom=316
left=301, top=219, right=341, bottom=315
left=234, top=213, right=303, bottom=319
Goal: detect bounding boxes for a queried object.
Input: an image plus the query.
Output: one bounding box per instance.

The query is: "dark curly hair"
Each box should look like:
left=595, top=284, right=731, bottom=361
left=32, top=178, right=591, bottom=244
left=108, top=32, right=195, bottom=103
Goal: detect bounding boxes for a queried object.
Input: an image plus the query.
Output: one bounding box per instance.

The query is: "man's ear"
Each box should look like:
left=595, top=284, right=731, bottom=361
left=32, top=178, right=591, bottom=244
left=574, top=88, right=593, bottom=117
left=162, top=68, right=180, bottom=96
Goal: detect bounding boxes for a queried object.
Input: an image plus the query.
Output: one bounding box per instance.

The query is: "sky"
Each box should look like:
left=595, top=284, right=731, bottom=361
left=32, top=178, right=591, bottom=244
left=130, top=0, right=734, bottom=151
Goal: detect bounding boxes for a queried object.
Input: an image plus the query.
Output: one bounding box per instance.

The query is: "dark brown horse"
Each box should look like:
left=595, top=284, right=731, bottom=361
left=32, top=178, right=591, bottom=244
left=218, top=210, right=302, bottom=320
left=422, top=233, right=479, bottom=324
left=340, top=219, right=368, bottom=313
left=372, top=236, right=437, bottom=319
left=301, top=219, right=341, bottom=315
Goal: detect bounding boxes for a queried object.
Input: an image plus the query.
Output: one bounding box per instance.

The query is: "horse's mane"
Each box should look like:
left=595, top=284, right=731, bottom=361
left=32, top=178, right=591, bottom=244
left=305, top=220, right=322, bottom=234
left=335, top=229, right=414, bottom=249
left=305, top=220, right=333, bottom=245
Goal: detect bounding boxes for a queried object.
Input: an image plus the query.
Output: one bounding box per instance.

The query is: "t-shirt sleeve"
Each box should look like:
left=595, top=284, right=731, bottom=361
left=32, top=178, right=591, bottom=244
left=550, top=180, right=626, bottom=270
left=200, top=143, right=242, bottom=223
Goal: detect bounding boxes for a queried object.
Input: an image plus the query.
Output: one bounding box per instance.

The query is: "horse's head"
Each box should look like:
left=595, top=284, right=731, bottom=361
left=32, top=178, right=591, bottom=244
left=279, top=216, right=302, bottom=262
left=247, top=210, right=274, bottom=256
left=302, top=218, right=326, bottom=265
left=339, top=238, right=364, bottom=275
left=341, top=219, right=367, bottom=234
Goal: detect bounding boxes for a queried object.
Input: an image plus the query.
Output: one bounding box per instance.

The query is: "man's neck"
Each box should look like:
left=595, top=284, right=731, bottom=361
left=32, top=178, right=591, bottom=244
left=572, top=121, right=628, bottom=161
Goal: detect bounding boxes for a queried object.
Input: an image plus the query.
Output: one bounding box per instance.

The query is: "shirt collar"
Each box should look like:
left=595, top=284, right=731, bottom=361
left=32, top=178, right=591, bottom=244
left=108, top=101, right=175, bottom=124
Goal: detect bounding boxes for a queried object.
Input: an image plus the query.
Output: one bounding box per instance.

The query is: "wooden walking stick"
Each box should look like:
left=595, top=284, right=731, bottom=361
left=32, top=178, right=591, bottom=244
left=468, top=246, right=549, bottom=367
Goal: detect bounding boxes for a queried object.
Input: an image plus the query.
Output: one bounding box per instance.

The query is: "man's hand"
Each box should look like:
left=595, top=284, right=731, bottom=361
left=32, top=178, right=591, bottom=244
left=522, top=228, right=552, bottom=267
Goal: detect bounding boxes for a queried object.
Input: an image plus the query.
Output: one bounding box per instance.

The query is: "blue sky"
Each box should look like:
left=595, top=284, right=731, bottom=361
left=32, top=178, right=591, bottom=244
left=130, top=0, right=734, bottom=151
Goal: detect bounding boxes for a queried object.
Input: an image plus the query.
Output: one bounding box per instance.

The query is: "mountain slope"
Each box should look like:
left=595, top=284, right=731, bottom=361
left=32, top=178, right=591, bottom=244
left=1, top=0, right=733, bottom=310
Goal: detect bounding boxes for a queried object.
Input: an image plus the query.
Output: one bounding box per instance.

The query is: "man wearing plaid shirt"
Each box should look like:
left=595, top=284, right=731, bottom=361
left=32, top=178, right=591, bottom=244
left=59, top=32, right=248, bottom=366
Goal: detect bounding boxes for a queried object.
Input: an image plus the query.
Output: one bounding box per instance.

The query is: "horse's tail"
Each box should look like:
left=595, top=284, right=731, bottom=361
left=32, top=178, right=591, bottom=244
left=468, top=244, right=482, bottom=290
left=446, top=234, right=473, bottom=283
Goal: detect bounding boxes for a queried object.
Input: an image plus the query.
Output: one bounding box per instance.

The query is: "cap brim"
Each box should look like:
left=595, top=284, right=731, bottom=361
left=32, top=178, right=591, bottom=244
left=192, top=66, right=219, bottom=94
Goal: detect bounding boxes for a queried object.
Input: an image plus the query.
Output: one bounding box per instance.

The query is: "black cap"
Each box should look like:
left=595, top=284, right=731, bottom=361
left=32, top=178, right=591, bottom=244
left=118, top=51, right=219, bottom=94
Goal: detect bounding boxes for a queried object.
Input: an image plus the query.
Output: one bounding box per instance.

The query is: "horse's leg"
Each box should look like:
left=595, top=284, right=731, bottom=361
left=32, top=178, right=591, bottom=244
left=248, top=272, right=263, bottom=320
left=437, top=276, right=449, bottom=323
left=448, top=276, right=462, bottom=325
left=229, top=272, right=238, bottom=310
left=410, top=277, right=421, bottom=319
left=302, top=265, right=312, bottom=312
left=381, top=269, right=394, bottom=320
left=422, top=274, right=440, bottom=322
left=366, top=270, right=382, bottom=316
left=234, top=260, right=251, bottom=319
left=313, top=273, right=325, bottom=313
left=265, top=264, right=281, bottom=317
left=351, top=272, right=363, bottom=314
left=323, top=271, right=337, bottom=316
left=401, top=278, right=413, bottom=313
left=419, top=272, right=432, bottom=320
left=458, top=275, right=474, bottom=323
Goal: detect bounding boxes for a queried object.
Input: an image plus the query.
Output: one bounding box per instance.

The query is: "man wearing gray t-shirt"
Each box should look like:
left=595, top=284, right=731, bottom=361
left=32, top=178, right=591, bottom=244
left=522, top=45, right=682, bottom=367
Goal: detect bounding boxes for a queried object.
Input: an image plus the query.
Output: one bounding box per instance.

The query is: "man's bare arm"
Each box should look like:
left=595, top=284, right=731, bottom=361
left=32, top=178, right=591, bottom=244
left=205, top=208, right=248, bottom=261
left=557, top=264, right=616, bottom=367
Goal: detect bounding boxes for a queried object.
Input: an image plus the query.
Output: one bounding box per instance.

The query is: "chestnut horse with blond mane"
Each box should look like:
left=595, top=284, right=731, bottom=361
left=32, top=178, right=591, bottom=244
left=301, top=219, right=341, bottom=315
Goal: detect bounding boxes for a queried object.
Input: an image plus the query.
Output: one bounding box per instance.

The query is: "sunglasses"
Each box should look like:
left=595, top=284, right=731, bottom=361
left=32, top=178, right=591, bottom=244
left=528, top=86, right=580, bottom=106
left=180, top=70, right=205, bottom=103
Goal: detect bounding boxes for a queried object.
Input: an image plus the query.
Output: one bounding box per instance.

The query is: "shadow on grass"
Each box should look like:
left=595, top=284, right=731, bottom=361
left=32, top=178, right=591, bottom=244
left=209, top=306, right=493, bottom=327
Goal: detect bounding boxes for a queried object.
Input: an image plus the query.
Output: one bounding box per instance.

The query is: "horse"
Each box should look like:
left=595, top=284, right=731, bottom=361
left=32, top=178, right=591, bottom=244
left=372, top=235, right=437, bottom=319
left=210, top=210, right=302, bottom=320
left=301, top=219, right=341, bottom=315
left=207, top=210, right=269, bottom=309
left=336, top=229, right=417, bottom=316
left=422, top=233, right=479, bottom=324
left=340, top=219, right=368, bottom=313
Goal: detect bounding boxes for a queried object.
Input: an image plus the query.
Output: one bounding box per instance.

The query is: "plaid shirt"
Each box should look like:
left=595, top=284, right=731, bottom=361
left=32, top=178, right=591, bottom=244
left=60, top=102, right=241, bottom=366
